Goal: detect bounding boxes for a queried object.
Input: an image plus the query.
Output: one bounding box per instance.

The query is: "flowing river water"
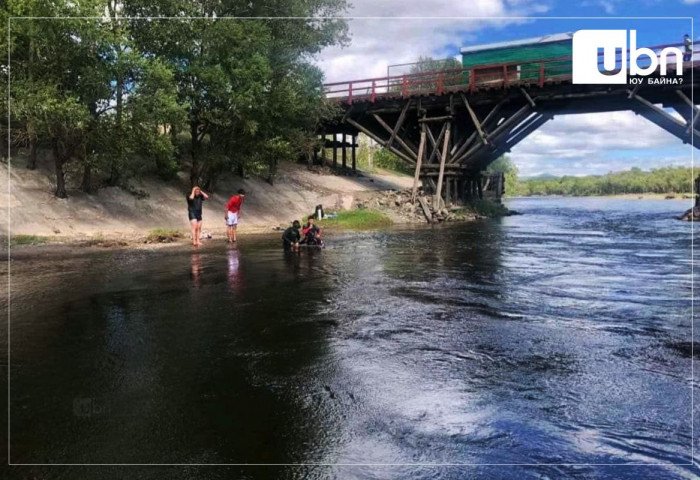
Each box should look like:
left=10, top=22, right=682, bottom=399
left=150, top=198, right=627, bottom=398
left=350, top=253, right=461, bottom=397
left=3, top=197, right=699, bottom=479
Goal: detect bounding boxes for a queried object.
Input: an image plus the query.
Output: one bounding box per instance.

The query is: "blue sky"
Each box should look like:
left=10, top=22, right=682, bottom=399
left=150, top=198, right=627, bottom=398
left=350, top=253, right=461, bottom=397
left=318, top=1, right=697, bottom=177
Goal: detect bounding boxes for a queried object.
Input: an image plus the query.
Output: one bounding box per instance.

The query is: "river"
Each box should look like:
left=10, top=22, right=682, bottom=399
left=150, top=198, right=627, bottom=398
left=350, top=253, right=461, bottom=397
left=3, top=197, right=699, bottom=479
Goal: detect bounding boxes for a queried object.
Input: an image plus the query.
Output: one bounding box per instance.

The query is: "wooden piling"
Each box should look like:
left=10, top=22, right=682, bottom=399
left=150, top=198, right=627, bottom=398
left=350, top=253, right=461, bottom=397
left=342, top=133, right=347, bottom=169
left=434, top=122, right=451, bottom=211
left=411, top=123, right=427, bottom=203
left=352, top=135, right=356, bottom=171
left=333, top=135, right=337, bottom=168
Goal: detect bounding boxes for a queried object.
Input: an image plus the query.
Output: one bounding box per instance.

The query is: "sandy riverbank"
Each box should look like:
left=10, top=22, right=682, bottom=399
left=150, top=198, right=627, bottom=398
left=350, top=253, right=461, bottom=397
left=1, top=154, right=415, bottom=246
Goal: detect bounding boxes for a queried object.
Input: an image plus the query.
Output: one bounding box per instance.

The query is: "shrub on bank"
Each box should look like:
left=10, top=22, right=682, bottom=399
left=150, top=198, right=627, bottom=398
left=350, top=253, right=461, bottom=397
left=146, top=229, right=183, bottom=243
left=319, top=210, right=393, bottom=230
left=10, top=235, right=49, bottom=246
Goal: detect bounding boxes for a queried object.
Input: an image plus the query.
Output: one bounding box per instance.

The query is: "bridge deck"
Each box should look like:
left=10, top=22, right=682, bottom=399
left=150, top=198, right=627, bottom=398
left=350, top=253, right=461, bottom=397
left=323, top=42, right=698, bottom=104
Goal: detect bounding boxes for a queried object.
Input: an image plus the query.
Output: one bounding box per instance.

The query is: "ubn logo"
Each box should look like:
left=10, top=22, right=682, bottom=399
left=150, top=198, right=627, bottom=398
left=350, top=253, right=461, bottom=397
left=572, top=30, right=683, bottom=84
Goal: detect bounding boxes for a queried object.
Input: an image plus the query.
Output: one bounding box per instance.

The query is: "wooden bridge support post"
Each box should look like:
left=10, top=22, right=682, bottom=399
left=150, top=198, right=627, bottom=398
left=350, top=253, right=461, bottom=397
left=351, top=135, right=357, bottom=172
left=445, top=177, right=451, bottom=206
left=332, top=134, right=337, bottom=168
left=342, top=133, right=347, bottom=169
left=411, top=123, right=427, bottom=203
left=434, top=122, right=452, bottom=211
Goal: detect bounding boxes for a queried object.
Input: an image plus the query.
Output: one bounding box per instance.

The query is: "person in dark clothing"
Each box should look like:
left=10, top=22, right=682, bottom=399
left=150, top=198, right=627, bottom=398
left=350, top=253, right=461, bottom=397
left=684, top=34, right=693, bottom=62
left=282, top=220, right=301, bottom=250
left=187, top=186, right=209, bottom=247
left=301, top=215, right=323, bottom=246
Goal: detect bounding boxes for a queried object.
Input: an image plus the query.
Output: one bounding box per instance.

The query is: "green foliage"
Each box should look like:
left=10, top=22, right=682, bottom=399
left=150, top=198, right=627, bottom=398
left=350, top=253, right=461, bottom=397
left=10, top=234, right=49, bottom=246
left=354, top=143, right=412, bottom=175
left=2, top=1, right=349, bottom=196
left=514, top=166, right=694, bottom=196
left=487, top=155, right=519, bottom=196
left=319, top=210, right=393, bottom=230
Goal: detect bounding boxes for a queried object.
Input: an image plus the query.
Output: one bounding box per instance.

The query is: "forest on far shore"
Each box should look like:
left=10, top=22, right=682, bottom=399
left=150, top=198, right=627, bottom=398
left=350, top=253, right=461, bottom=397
left=512, top=166, right=695, bottom=197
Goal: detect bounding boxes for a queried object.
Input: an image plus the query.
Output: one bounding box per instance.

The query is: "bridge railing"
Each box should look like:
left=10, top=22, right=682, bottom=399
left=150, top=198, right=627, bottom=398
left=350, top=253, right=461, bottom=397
left=323, top=41, right=694, bottom=103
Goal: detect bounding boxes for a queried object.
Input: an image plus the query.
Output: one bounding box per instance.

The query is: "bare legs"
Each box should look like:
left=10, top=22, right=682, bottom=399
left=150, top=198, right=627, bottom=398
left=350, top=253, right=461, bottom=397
left=227, top=225, right=237, bottom=243
left=191, top=219, right=203, bottom=247
left=190, top=220, right=198, bottom=246
left=196, top=220, right=203, bottom=246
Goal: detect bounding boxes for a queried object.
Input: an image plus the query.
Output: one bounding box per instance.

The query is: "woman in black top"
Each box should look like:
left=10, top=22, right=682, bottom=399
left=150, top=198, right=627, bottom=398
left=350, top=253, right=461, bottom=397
left=187, top=186, right=209, bottom=247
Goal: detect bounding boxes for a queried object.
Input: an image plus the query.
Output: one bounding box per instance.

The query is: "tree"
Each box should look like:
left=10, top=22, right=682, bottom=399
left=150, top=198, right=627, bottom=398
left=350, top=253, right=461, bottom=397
left=124, top=1, right=349, bottom=188
left=4, top=0, right=349, bottom=196
left=487, top=155, right=519, bottom=195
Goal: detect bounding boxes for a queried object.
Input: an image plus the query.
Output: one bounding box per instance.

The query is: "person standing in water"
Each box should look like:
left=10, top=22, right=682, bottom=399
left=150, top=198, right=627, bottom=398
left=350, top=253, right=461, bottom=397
left=225, top=189, right=246, bottom=243
left=187, top=186, right=209, bottom=247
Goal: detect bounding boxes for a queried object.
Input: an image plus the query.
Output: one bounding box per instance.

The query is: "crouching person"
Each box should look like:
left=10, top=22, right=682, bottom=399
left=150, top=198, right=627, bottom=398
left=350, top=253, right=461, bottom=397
left=282, top=220, right=301, bottom=251
left=301, top=215, right=323, bottom=246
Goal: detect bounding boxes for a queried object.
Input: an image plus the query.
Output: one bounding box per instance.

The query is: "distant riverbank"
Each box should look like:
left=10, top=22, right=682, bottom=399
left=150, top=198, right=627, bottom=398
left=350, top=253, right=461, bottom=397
left=508, top=193, right=694, bottom=200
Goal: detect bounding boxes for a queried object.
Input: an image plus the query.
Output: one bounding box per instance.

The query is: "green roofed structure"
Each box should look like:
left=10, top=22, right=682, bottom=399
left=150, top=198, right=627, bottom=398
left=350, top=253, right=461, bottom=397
left=460, top=32, right=573, bottom=83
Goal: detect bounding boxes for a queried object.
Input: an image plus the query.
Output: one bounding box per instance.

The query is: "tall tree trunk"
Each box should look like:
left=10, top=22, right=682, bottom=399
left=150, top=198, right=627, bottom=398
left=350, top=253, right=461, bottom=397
left=53, top=141, right=67, bottom=198
left=81, top=163, right=93, bottom=193
left=170, top=124, right=180, bottom=158
left=27, top=134, right=37, bottom=170
left=190, top=121, right=201, bottom=187
left=26, top=29, right=37, bottom=170
left=0, top=129, right=7, bottom=161
left=108, top=77, right=124, bottom=186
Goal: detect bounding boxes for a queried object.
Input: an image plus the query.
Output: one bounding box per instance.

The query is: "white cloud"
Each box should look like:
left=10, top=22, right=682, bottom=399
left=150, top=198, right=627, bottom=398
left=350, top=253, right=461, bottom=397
left=511, top=111, right=692, bottom=176
left=317, top=0, right=551, bottom=83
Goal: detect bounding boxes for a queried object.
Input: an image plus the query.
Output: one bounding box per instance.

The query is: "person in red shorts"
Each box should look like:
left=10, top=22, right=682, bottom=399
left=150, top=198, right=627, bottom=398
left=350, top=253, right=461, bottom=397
left=225, top=189, right=246, bottom=243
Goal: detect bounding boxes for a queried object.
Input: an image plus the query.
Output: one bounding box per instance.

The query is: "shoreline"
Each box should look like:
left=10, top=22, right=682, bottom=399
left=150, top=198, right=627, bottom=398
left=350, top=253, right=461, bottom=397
left=1, top=219, right=455, bottom=255
left=508, top=193, right=694, bottom=200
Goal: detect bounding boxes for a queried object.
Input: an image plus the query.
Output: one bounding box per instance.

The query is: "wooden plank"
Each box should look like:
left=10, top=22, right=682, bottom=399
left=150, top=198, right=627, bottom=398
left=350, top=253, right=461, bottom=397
left=332, top=136, right=337, bottom=167
left=461, top=93, right=487, bottom=144
left=520, top=87, right=535, bottom=107
left=417, top=196, right=433, bottom=223
left=411, top=123, right=427, bottom=203
left=342, top=133, right=347, bottom=168
left=387, top=100, right=412, bottom=150
left=373, top=113, right=417, bottom=159
left=344, top=117, right=416, bottom=165
left=426, top=122, right=447, bottom=164
left=418, top=115, right=452, bottom=123
left=351, top=135, right=357, bottom=171
left=434, top=122, right=452, bottom=211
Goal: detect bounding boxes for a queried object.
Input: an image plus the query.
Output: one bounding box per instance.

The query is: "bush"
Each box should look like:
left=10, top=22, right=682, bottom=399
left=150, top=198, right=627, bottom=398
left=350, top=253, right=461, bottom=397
left=10, top=235, right=49, bottom=246
left=319, top=210, right=393, bottom=230
left=146, top=229, right=183, bottom=243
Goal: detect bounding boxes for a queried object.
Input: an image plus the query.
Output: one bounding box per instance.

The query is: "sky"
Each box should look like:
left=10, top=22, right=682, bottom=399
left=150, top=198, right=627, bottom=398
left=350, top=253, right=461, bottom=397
left=316, top=1, right=698, bottom=177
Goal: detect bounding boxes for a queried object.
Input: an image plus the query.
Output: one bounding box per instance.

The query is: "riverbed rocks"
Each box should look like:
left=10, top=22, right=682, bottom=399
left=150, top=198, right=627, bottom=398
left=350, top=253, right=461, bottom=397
left=353, top=189, right=481, bottom=224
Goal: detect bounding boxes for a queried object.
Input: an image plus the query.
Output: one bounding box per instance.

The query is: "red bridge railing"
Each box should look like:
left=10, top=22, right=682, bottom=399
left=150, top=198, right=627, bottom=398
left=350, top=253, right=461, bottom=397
left=323, top=42, right=694, bottom=104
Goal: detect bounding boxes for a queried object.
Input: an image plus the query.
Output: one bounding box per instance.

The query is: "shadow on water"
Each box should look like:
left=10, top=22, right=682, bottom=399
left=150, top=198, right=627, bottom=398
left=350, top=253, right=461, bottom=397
left=7, top=239, right=343, bottom=467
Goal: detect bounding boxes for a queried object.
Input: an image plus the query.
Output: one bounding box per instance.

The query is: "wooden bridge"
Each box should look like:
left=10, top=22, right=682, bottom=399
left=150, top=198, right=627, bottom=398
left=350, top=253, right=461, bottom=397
left=319, top=41, right=699, bottom=209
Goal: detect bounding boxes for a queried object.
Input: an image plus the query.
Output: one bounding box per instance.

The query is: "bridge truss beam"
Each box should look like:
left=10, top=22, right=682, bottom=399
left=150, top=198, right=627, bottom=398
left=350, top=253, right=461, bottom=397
left=326, top=79, right=698, bottom=212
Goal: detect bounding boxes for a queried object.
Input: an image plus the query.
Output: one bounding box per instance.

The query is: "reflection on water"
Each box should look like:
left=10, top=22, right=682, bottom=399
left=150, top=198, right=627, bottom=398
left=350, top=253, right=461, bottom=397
left=3, top=197, right=699, bottom=479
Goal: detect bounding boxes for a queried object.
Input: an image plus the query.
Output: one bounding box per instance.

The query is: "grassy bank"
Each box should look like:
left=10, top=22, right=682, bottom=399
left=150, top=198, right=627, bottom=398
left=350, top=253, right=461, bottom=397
left=9, top=234, right=50, bottom=246
left=319, top=210, right=393, bottom=230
